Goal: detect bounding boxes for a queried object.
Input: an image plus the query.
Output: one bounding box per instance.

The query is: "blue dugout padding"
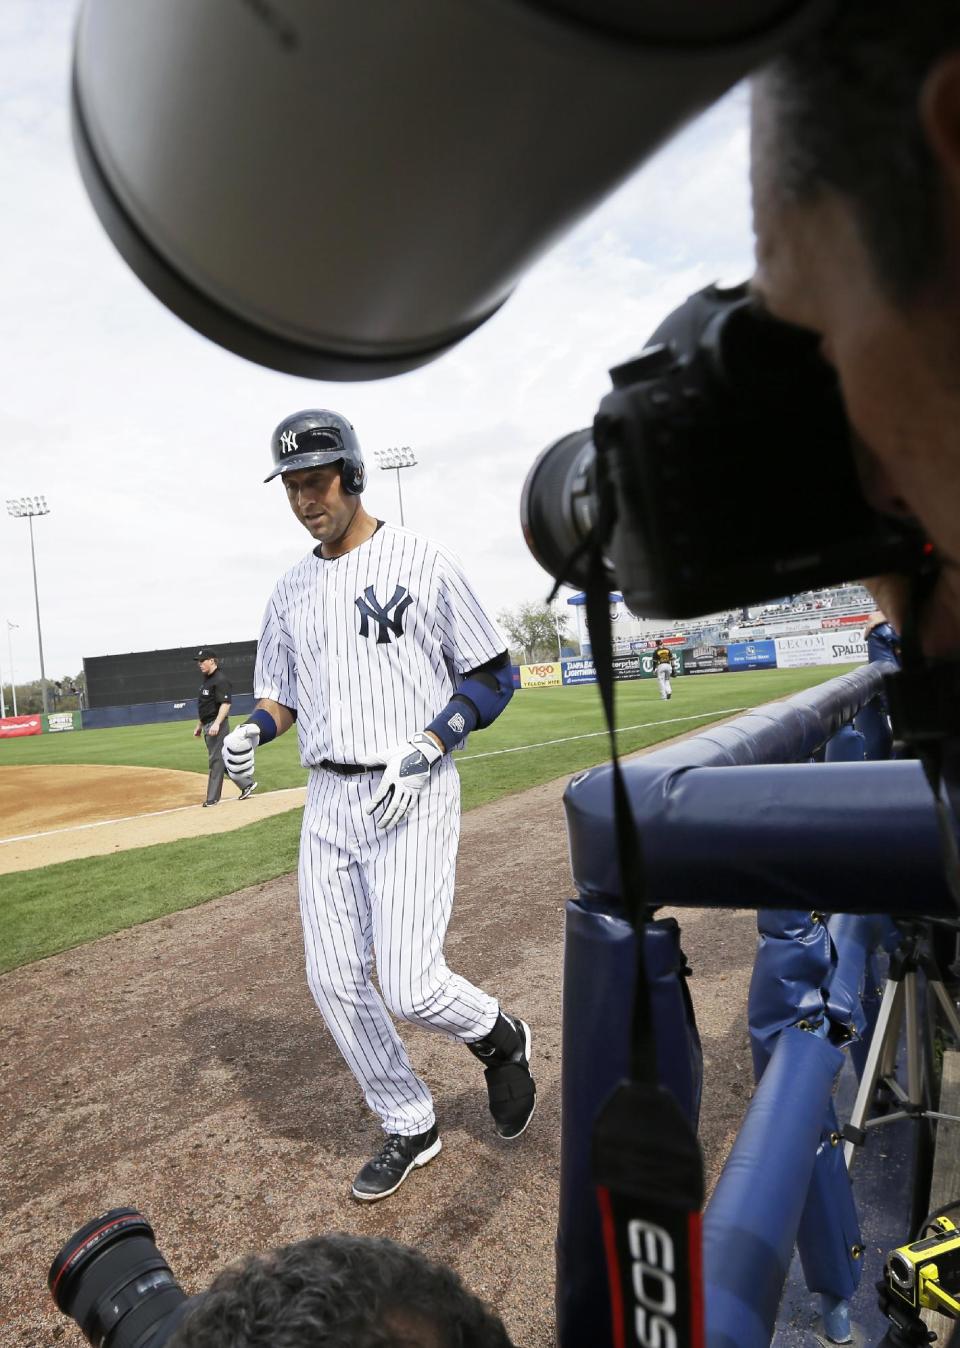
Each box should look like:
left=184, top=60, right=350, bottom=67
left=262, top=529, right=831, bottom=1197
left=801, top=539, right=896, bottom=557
left=742, top=709, right=898, bottom=1332
left=703, top=1027, right=845, bottom=1348
left=853, top=696, right=894, bottom=761
left=556, top=910, right=702, bottom=1348
left=556, top=662, right=946, bottom=1346
left=748, top=911, right=834, bottom=1074
left=826, top=913, right=899, bottom=1084
left=566, top=759, right=954, bottom=918
left=748, top=911, right=862, bottom=1323
left=82, top=693, right=257, bottom=729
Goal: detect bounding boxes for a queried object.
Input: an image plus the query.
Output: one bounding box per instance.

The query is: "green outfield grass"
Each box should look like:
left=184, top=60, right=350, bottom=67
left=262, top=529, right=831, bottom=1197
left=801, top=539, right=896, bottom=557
left=0, top=718, right=308, bottom=793
left=0, top=665, right=859, bottom=972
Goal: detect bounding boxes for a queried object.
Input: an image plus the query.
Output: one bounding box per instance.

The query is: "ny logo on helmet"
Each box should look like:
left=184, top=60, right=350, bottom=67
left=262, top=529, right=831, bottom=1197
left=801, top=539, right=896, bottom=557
left=279, top=430, right=299, bottom=455
left=356, top=585, right=413, bottom=644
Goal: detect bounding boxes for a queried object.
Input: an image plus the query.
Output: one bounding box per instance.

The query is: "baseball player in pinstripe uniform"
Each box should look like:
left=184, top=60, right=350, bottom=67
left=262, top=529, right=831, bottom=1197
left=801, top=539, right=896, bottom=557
left=223, top=409, right=535, bottom=1201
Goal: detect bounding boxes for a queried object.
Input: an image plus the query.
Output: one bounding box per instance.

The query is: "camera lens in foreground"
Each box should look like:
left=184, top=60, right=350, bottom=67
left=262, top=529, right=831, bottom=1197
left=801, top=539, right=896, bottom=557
left=521, top=428, right=608, bottom=592
left=49, top=1208, right=188, bottom=1348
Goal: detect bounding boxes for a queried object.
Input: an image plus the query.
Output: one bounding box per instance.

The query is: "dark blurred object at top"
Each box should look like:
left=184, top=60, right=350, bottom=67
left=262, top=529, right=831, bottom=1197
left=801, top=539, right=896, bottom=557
left=72, top=0, right=828, bottom=379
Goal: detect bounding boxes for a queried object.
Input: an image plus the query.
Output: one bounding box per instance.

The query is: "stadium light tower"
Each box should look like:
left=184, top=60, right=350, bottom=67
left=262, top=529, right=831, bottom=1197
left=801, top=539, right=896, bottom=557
left=6, top=621, right=18, bottom=715
left=6, top=496, right=51, bottom=714
left=372, top=446, right=417, bottom=526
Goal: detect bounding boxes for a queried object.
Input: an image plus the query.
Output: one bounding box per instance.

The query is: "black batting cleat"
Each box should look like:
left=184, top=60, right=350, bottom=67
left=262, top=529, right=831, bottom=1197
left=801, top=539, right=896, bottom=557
left=351, top=1124, right=441, bottom=1202
left=468, top=1011, right=536, bottom=1139
left=238, top=781, right=258, bottom=801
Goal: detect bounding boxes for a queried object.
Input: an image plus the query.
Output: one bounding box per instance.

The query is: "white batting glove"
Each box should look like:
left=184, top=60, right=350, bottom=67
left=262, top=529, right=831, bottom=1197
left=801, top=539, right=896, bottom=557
left=222, top=723, right=261, bottom=787
left=363, top=733, right=443, bottom=830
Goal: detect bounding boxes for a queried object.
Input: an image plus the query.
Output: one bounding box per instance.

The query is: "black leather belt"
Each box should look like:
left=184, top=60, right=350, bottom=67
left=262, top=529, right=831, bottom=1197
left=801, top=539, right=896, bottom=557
left=318, top=760, right=374, bottom=775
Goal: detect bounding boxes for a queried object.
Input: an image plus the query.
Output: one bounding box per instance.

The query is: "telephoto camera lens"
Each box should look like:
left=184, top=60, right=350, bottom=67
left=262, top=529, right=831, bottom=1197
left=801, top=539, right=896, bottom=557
left=49, top=1208, right=193, bottom=1347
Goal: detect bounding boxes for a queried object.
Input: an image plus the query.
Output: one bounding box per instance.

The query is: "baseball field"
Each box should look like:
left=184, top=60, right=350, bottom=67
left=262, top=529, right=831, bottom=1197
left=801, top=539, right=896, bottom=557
left=1, top=664, right=858, bottom=1346
left=0, top=665, right=855, bottom=974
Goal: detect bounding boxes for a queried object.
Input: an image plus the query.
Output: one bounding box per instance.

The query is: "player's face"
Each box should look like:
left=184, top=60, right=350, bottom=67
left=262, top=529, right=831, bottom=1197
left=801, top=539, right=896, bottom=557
left=282, top=465, right=356, bottom=544
left=749, top=80, right=960, bottom=651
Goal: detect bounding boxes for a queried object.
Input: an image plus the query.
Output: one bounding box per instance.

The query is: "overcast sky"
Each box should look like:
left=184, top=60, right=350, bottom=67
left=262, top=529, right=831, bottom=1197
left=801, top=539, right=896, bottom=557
left=1, top=2, right=755, bottom=684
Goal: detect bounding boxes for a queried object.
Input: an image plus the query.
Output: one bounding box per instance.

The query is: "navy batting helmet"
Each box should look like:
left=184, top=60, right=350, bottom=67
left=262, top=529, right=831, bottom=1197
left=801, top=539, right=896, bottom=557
left=265, top=409, right=366, bottom=493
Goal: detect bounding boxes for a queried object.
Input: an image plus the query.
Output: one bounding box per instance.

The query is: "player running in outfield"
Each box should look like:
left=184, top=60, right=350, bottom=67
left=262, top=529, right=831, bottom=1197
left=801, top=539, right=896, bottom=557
left=222, top=409, right=535, bottom=1202
left=654, top=643, right=675, bottom=700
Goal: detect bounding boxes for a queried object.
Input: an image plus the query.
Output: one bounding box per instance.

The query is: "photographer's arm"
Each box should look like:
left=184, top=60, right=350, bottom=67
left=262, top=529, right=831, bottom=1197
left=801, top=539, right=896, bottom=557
left=865, top=571, right=960, bottom=658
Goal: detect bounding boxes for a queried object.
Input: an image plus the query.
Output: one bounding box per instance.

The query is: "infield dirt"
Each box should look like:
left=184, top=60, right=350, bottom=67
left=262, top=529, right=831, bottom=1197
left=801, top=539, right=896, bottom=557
left=0, top=765, right=306, bottom=873
left=0, top=767, right=757, bottom=1348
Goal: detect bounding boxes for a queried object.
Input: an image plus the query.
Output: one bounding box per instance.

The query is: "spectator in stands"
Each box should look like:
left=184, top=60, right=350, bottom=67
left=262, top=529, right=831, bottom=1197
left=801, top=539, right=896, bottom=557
left=751, top=1, right=960, bottom=659
left=168, top=1233, right=515, bottom=1348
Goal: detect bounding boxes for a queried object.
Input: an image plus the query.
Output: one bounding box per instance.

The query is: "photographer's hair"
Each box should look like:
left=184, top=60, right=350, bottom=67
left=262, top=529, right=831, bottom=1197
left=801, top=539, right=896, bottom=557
left=167, top=1233, right=515, bottom=1348
left=753, top=0, right=960, bottom=303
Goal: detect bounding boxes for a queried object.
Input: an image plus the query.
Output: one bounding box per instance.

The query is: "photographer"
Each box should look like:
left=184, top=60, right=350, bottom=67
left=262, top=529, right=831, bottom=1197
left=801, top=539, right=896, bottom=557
left=165, top=1234, right=515, bottom=1348
left=167, top=1234, right=513, bottom=1348
left=749, top=0, right=960, bottom=657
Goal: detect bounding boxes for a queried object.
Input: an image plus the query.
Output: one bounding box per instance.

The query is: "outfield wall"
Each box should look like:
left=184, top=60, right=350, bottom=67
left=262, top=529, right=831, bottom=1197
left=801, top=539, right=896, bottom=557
left=80, top=693, right=258, bottom=731
left=83, top=640, right=258, bottom=709
left=516, top=638, right=866, bottom=688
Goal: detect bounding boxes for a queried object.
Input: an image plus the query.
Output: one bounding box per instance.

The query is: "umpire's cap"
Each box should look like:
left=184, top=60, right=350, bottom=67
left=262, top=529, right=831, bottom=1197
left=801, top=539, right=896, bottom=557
left=265, top=409, right=366, bottom=494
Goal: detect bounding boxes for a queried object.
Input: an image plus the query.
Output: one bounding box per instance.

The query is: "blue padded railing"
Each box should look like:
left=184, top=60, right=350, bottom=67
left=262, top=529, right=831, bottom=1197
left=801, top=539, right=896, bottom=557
left=556, top=663, right=948, bottom=1347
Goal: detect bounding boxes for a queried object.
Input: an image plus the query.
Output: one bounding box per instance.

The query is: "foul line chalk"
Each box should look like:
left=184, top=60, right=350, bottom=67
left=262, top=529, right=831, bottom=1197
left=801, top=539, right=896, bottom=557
left=455, top=707, right=749, bottom=762
left=0, top=786, right=307, bottom=845
left=1, top=709, right=749, bottom=842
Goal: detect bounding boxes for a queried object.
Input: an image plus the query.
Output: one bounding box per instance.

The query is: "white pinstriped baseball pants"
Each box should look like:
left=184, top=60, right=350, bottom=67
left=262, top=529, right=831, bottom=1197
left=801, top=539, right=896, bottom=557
left=298, top=758, right=499, bottom=1136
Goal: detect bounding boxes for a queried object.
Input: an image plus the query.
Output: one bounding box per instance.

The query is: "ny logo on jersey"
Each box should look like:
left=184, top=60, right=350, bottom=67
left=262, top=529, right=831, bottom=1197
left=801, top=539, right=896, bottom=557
left=356, top=584, right=414, bottom=644
left=279, top=429, right=299, bottom=455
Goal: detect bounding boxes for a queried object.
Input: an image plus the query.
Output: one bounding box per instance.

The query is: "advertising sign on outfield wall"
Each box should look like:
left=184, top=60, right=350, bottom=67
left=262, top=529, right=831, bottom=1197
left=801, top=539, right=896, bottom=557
left=636, top=651, right=687, bottom=677
left=0, top=714, right=42, bottom=737
left=562, top=658, right=596, bottom=686
left=684, top=644, right=728, bottom=675
left=726, top=640, right=778, bottom=670
left=826, top=637, right=868, bottom=663
left=613, top=654, right=644, bottom=681
left=519, top=661, right=563, bottom=688
left=821, top=613, right=871, bottom=630
left=774, top=634, right=828, bottom=668
left=775, top=633, right=868, bottom=668
left=45, top=711, right=79, bottom=732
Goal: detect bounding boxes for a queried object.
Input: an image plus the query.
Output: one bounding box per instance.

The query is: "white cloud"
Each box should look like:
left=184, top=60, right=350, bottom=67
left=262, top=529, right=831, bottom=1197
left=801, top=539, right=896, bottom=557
left=0, top=3, right=754, bottom=682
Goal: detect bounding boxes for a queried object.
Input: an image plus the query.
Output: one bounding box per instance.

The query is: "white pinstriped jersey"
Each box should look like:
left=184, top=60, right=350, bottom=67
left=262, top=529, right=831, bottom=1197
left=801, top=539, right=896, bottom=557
left=254, top=523, right=507, bottom=766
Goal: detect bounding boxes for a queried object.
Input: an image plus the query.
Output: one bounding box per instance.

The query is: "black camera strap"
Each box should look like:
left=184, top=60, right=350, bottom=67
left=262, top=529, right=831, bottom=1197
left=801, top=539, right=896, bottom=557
left=567, top=526, right=705, bottom=1348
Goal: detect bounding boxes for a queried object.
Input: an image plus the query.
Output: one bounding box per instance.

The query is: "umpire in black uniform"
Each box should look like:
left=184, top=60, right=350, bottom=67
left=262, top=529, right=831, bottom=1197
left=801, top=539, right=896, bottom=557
left=194, top=648, right=235, bottom=806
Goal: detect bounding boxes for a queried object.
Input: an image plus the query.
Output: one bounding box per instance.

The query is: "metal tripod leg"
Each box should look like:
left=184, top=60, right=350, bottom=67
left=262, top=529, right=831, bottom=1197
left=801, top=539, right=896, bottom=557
left=930, top=971, right=960, bottom=1041
left=845, top=976, right=903, bottom=1170
left=845, top=965, right=960, bottom=1169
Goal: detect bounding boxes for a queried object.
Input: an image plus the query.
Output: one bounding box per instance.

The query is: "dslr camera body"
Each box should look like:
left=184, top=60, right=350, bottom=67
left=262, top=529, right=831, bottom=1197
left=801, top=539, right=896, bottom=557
left=522, top=282, right=926, bottom=619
